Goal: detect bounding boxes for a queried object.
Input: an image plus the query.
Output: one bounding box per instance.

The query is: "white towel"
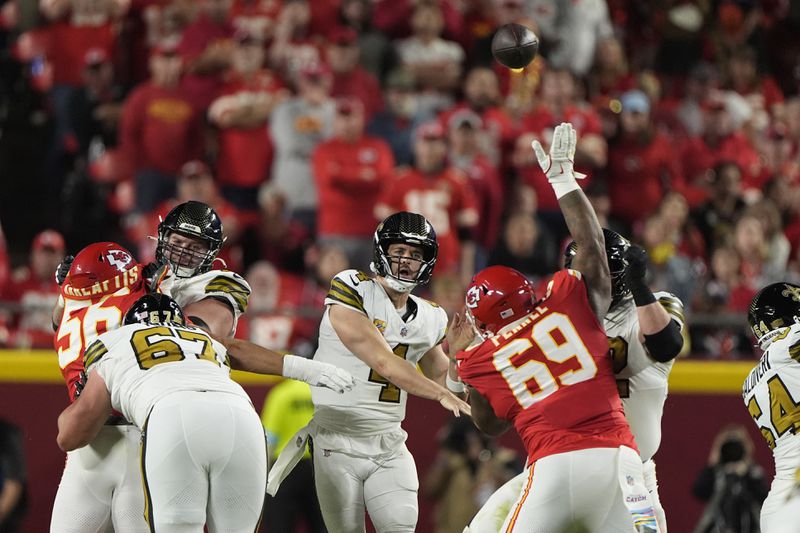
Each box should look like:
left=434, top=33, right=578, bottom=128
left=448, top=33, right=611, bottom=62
left=266, top=424, right=310, bottom=496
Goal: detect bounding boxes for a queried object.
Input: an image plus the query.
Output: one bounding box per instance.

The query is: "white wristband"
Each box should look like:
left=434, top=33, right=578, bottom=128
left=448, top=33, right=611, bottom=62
left=446, top=374, right=466, bottom=394
left=281, top=354, right=308, bottom=381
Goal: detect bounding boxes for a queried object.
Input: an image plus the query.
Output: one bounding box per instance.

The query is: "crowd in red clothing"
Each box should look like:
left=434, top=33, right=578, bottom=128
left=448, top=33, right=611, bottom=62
left=1, top=0, right=800, bottom=358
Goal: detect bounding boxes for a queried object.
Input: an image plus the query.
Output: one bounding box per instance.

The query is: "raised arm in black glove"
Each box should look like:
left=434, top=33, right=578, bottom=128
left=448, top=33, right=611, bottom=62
left=55, top=255, right=75, bottom=286
left=623, top=244, right=656, bottom=306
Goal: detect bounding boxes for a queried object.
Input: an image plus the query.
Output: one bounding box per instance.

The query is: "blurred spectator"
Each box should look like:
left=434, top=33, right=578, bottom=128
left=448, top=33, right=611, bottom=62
left=67, top=47, right=124, bottom=165
left=745, top=200, right=791, bottom=282
left=0, top=418, right=27, bottom=533
left=367, top=68, right=430, bottom=166
left=260, top=380, right=326, bottom=533
left=586, top=36, right=636, bottom=100
left=326, top=27, right=383, bottom=121
left=680, top=93, right=764, bottom=201
left=394, top=1, right=464, bottom=115
left=1, top=230, right=63, bottom=348
left=269, top=61, right=335, bottom=234
left=429, top=273, right=465, bottom=319
left=440, top=66, right=515, bottom=168
left=674, top=63, right=720, bottom=138
left=691, top=161, right=747, bottom=255
left=229, top=0, right=282, bottom=43
left=337, top=0, right=391, bottom=79
left=693, top=424, right=767, bottom=533
left=236, top=261, right=318, bottom=357
left=0, top=222, right=9, bottom=291
left=375, top=121, right=478, bottom=280
left=423, top=417, right=520, bottom=533
left=487, top=213, right=558, bottom=282
left=518, top=67, right=606, bottom=239
left=373, top=0, right=464, bottom=41
left=119, top=40, right=205, bottom=214
left=607, top=89, right=683, bottom=232
left=177, top=0, right=235, bottom=109
left=732, top=213, right=774, bottom=299
left=724, top=45, right=783, bottom=114
left=208, top=29, right=288, bottom=212
left=251, top=184, right=312, bottom=272
left=268, top=0, right=323, bottom=80
left=135, top=160, right=244, bottom=272
left=313, top=98, right=394, bottom=271
left=446, top=109, right=502, bottom=268
left=534, top=0, right=613, bottom=77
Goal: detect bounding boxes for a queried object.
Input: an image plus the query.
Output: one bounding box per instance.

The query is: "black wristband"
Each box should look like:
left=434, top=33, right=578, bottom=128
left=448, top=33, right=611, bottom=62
left=628, top=278, right=656, bottom=306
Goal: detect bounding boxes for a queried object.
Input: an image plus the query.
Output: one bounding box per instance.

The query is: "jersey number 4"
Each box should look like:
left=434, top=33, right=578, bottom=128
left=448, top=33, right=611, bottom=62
left=368, top=344, right=409, bottom=403
left=493, top=313, right=598, bottom=408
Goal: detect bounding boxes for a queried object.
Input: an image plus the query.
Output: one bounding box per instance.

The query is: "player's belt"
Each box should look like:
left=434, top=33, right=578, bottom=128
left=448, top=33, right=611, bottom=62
left=105, top=415, right=132, bottom=426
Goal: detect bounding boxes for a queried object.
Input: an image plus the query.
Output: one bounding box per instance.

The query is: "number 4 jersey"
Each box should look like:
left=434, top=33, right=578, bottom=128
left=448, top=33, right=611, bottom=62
left=743, top=322, right=800, bottom=480
left=458, top=269, right=636, bottom=463
left=84, top=322, right=247, bottom=429
left=310, top=269, right=448, bottom=431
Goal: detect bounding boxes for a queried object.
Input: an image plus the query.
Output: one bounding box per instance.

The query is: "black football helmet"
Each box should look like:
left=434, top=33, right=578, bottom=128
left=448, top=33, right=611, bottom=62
left=373, top=212, right=438, bottom=291
left=155, top=201, right=224, bottom=278
left=564, top=228, right=631, bottom=309
left=748, top=282, right=800, bottom=348
left=124, top=293, right=186, bottom=326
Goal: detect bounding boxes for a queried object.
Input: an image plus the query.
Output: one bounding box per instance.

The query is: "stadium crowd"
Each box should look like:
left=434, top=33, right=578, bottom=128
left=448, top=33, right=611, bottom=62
left=1, top=0, right=799, bottom=359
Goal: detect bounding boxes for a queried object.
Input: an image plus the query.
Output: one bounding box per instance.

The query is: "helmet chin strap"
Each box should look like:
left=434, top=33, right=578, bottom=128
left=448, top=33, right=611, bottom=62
left=371, top=261, right=419, bottom=293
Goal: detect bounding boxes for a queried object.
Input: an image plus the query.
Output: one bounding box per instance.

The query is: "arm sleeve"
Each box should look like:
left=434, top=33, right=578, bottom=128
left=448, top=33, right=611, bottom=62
left=643, top=319, right=683, bottom=363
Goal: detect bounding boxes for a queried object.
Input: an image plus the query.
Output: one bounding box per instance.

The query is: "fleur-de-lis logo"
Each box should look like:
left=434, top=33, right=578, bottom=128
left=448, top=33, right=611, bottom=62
left=782, top=284, right=800, bottom=303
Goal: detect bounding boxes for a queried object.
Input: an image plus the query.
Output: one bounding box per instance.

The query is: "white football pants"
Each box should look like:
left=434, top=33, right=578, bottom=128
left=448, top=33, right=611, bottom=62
left=312, top=437, right=419, bottom=533
left=50, top=424, right=146, bottom=533
left=141, top=391, right=267, bottom=533
left=760, top=476, right=800, bottom=533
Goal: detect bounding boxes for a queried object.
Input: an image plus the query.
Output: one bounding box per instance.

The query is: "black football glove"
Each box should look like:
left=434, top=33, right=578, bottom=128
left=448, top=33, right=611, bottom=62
left=623, top=244, right=649, bottom=285
left=55, top=254, right=74, bottom=286
left=142, top=260, right=169, bottom=292
left=624, top=244, right=656, bottom=306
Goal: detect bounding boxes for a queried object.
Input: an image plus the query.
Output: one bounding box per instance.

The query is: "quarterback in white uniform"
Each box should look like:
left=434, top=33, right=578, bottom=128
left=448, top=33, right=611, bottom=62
left=56, top=293, right=354, bottom=532
left=743, top=282, right=800, bottom=533
left=467, top=230, right=684, bottom=533
left=267, top=212, right=470, bottom=533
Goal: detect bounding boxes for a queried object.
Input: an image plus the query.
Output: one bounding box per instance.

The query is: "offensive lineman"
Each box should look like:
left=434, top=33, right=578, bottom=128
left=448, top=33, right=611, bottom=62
left=465, top=230, right=684, bottom=532
left=56, top=293, right=354, bottom=532
left=267, top=211, right=470, bottom=533
left=742, top=282, right=800, bottom=532
left=448, top=123, right=659, bottom=531
left=48, top=201, right=335, bottom=532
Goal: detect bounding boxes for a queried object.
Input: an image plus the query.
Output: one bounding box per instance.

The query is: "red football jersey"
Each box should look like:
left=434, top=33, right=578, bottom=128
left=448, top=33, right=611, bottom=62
left=54, top=265, right=147, bottom=402
left=457, top=270, right=636, bottom=463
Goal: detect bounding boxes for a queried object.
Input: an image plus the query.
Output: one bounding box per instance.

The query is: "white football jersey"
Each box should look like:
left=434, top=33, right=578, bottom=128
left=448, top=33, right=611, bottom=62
left=311, top=270, right=448, bottom=432
left=164, top=269, right=251, bottom=331
left=743, top=322, right=800, bottom=480
left=605, top=292, right=685, bottom=462
left=85, top=322, right=249, bottom=428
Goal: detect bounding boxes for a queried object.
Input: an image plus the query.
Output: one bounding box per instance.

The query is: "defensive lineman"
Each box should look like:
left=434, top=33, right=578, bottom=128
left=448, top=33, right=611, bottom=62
left=267, top=211, right=470, bottom=533
left=466, top=230, right=684, bottom=532
left=743, top=282, right=800, bottom=532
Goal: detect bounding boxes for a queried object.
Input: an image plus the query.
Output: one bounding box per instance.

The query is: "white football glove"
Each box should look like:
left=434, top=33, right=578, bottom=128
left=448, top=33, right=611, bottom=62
left=530, top=122, right=586, bottom=199
left=282, top=355, right=356, bottom=394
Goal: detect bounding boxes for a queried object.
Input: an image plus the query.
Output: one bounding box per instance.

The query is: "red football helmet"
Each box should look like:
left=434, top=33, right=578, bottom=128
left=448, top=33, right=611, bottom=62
left=465, top=266, right=537, bottom=336
left=65, top=242, right=138, bottom=292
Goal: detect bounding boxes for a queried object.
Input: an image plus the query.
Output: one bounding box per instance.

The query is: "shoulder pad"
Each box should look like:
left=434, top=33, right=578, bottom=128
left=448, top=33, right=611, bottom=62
left=654, top=291, right=685, bottom=328
left=203, top=271, right=251, bottom=314
left=326, top=269, right=371, bottom=315
left=83, top=339, right=108, bottom=370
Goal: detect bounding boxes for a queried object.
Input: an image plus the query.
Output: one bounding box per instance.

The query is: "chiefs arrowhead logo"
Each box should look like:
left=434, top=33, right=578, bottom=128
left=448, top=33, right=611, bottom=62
left=466, top=286, right=481, bottom=309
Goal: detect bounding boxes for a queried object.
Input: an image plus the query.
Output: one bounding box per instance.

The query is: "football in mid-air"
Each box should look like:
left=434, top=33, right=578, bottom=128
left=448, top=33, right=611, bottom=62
left=491, top=23, right=539, bottom=69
